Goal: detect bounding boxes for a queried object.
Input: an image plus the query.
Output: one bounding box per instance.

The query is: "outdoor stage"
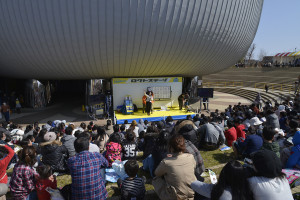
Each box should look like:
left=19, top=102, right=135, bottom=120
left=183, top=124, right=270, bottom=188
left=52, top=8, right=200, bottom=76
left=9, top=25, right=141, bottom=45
left=114, top=107, right=196, bottom=124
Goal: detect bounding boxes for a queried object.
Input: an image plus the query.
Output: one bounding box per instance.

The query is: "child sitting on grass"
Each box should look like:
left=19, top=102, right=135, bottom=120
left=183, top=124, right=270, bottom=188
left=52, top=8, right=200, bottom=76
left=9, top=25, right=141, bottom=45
left=36, top=165, right=57, bottom=200
left=118, top=160, right=146, bottom=200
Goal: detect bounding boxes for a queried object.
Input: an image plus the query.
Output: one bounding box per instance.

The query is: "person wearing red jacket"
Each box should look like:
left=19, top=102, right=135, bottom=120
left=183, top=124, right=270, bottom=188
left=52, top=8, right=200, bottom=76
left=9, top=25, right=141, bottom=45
left=234, top=118, right=246, bottom=140
left=36, top=165, right=57, bottom=200
left=0, top=144, right=14, bottom=184
left=224, top=121, right=237, bottom=147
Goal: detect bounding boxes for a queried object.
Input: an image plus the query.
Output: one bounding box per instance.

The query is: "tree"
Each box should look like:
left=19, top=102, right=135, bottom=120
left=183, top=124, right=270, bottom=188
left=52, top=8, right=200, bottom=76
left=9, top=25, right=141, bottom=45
left=258, top=49, right=267, bottom=61
left=246, top=43, right=256, bottom=66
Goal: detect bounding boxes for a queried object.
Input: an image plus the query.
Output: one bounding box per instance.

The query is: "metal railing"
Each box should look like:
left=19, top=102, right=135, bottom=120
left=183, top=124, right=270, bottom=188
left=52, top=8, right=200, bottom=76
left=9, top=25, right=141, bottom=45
left=202, top=81, right=294, bottom=94
left=202, top=81, right=243, bottom=87
left=254, top=83, right=294, bottom=94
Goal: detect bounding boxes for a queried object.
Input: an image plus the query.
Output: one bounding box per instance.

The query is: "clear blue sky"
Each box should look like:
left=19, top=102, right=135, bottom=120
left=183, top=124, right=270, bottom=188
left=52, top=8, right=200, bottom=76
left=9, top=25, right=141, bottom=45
left=252, top=0, right=300, bottom=59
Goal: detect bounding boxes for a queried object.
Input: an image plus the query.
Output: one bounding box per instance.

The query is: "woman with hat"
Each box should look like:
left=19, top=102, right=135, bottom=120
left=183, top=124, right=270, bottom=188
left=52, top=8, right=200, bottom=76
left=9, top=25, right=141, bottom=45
left=249, top=150, right=293, bottom=200
left=40, top=132, right=69, bottom=173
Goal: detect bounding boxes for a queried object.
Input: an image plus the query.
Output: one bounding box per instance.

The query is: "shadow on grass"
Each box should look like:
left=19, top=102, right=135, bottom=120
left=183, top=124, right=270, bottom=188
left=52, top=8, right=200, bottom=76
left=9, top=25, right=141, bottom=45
left=212, top=152, right=235, bottom=164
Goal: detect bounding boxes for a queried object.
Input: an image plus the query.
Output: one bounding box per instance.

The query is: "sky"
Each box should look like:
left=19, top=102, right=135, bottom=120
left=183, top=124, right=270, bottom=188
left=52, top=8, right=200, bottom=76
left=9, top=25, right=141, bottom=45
left=252, top=0, right=300, bottom=59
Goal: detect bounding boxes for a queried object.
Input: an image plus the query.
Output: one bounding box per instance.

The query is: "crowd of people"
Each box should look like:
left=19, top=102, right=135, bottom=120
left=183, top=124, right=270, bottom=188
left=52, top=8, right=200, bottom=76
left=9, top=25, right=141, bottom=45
left=0, top=94, right=299, bottom=199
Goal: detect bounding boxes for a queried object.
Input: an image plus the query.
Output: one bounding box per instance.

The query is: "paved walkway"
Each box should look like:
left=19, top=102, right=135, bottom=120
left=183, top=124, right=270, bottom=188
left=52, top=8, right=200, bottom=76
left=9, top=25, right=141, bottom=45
left=1, top=91, right=250, bottom=126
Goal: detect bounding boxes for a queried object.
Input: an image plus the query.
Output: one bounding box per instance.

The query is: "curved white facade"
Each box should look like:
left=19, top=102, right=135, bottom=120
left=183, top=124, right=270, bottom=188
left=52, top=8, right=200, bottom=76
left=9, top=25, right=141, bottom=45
left=0, top=0, right=263, bottom=79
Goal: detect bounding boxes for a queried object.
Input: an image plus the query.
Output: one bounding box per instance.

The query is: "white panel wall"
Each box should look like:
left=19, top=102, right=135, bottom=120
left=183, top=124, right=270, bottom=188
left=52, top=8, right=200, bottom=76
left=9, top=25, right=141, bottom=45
left=0, top=0, right=264, bottom=79
left=112, top=78, right=182, bottom=110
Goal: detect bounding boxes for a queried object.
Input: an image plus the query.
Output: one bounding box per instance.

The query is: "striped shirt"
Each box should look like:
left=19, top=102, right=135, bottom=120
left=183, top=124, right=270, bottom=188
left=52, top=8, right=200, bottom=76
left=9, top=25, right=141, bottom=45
left=121, top=177, right=145, bottom=200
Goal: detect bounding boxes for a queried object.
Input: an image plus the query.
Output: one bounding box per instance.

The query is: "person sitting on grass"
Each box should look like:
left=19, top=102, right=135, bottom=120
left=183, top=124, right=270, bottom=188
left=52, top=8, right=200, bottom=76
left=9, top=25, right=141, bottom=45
left=117, top=160, right=146, bottom=200
left=122, top=132, right=138, bottom=161
left=68, top=137, right=109, bottom=200
left=261, top=126, right=280, bottom=158
left=105, top=133, right=122, bottom=167
left=224, top=120, right=237, bottom=147
left=36, top=165, right=57, bottom=200
left=10, top=146, right=39, bottom=200
left=233, top=127, right=263, bottom=159
left=191, top=160, right=253, bottom=200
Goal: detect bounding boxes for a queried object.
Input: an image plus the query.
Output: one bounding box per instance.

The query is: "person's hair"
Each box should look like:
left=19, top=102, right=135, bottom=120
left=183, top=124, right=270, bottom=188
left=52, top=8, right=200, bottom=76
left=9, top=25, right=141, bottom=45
left=107, top=120, right=112, bottom=126
left=96, top=126, right=107, bottom=141
left=74, top=137, right=90, bottom=153
left=124, top=120, right=128, bottom=124
left=92, top=125, right=98, bottom=132
left=124, top=160, right=139, bottom=177
left=227, top=120, right=234, bottom=128
left=65, top=126, right=73, bottom=135
left=146, top=125, right=159, bottom=134
left=166, top=116, right=173, bottom=123
left=126, top=132, right=135, bottom=142
left=109, top=133, right=122, bottom=144
left=18, top=146, right=37, bottom=166
left=289, top=119, right=299, bottom=129
left=4, top=133, right=11, bottom=143
left=146, top=91, right=150, bottom=95
left=0, top=146, right=8, bottom=159
left=120, top=124, right=126, bottom=132
left=280, top=111, right=287, bottom=118
left=0, top=132, right=5, bottom=140
left=87, top=125, right=92, bottom=132
left=169, top=134, right=185, bottom=153
left=262, top=126, right=276, bottom=141
left=202, top=116, right=208, bottom=124
left=37, top=165, right=52, bottom=179
left=89, top=121, right=94, bottom=126
left=25, top=124, right=33, bottom=134
left=80, top=122, right=86, bottom=130
left=139, top=131, right=146, bottom=139
left=74, top=130, right=82, bottom=138
left=211, top=161, right=253, bottom=200
left=113, top=124, right=120, bottom=132
left=1, top=122, right=8, bottom=129
left=144, top=120, right=148, bottom=125
left=157, top=130, right=169, bottom=147
left=78, top=132, right=91, bottom=140
left=34, top=121, right=39, bottom=128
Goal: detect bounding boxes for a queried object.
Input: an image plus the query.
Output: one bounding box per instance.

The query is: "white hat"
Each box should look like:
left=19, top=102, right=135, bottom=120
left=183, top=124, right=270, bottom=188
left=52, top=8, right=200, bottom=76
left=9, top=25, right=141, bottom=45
left=250, top=117, right=262, bottom=126
left=277, top=105, right=285, bottom=112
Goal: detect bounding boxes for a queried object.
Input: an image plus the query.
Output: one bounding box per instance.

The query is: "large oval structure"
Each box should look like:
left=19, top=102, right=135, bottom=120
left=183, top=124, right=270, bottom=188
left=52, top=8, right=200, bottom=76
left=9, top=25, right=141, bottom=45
left=0, top=0, right=263, bottom=79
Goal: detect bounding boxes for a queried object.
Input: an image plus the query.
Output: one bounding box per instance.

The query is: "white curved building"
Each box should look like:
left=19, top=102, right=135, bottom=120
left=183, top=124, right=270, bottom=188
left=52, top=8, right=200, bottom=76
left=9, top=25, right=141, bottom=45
left=0, top=0, right=263, bottom=79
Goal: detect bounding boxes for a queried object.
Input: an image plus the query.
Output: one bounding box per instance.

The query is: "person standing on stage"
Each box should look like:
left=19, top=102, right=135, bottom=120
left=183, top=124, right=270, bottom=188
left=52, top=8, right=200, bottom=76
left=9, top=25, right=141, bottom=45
left=150, top=91, right=154, bottom=114
left=144, top=91, right=152, bottom=116
left=178, top=94, right=185, bottom=110
left=142, top=94, right=147, bottom=113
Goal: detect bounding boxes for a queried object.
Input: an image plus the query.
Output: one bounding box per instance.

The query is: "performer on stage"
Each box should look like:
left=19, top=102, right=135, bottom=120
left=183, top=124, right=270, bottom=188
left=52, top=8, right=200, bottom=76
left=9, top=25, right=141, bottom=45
left=144, top=91, right=152, bottom=116
left=178, top=94, right=185, bottom=110
left=142, top=94, right=147, bottom=113
left=150, top=91, right=154, bottom=114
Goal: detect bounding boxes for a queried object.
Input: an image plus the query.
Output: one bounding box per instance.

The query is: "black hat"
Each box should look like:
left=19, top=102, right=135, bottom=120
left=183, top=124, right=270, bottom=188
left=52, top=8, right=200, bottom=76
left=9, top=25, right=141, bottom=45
left=252, top=150, right=282, bottom=178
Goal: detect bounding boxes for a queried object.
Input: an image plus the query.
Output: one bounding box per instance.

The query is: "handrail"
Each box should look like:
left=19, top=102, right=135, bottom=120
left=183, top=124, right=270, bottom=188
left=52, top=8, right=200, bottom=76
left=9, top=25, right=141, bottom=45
left=202, top=81, right=243, bottom=87
left=254, top=82, right=294, bottom=94
left=202, top=81, right=293, bottom=94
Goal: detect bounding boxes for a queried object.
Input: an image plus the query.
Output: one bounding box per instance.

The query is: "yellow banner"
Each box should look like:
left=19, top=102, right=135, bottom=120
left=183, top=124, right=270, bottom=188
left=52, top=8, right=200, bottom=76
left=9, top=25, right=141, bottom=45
left=113, top=77, right=182, bottom=84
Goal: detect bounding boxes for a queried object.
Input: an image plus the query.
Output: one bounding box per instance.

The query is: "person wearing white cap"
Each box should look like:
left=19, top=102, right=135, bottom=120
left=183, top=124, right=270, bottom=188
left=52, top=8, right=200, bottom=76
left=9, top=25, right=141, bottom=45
left=250, top=117, right=263, bottom=135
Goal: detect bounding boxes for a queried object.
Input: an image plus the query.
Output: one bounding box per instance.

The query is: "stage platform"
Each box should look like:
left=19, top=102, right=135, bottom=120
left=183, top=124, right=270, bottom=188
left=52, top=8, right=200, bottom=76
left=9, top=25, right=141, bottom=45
left=114, top=108, right=196, bottom=124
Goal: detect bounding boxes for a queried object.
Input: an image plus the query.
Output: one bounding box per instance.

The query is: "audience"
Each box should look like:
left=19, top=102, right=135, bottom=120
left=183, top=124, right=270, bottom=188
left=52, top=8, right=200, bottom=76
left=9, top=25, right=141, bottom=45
left=1, top=96, right=300, bottom=199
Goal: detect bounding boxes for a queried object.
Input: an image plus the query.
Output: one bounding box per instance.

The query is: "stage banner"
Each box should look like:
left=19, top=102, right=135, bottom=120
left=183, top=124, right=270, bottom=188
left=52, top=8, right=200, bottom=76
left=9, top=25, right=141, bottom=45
left=113, top=77, right=182, bottom=84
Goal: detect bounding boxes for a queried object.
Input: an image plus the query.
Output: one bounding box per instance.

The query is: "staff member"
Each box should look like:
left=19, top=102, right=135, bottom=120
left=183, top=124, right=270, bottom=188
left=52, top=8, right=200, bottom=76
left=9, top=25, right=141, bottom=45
left=178, top=94, right=185, bottom=110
